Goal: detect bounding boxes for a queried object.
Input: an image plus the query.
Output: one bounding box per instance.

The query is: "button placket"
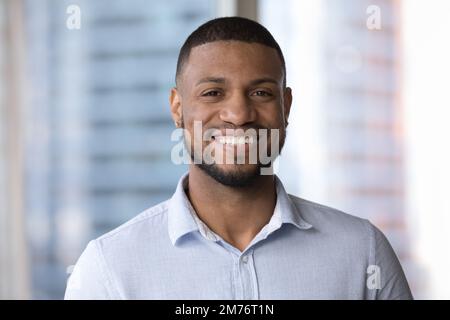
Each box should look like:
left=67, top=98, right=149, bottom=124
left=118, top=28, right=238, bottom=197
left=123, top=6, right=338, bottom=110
left=239, top=251, right=257, bottom=299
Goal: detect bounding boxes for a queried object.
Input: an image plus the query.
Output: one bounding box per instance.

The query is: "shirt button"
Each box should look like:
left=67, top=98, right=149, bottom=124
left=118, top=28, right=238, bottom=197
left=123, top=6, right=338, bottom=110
left=242, top=256, right=248, bottom=264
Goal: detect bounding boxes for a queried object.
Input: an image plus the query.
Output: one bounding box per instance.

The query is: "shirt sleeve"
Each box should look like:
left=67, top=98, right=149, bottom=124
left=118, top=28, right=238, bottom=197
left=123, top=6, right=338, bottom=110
left=64, top=240, right=118, bottom=299
left=368, top=222, right=413, bottom=300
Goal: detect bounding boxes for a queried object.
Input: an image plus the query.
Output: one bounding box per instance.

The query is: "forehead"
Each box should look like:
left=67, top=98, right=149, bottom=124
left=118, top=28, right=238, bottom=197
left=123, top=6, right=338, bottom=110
left=180, top=40, right=284, bottom=84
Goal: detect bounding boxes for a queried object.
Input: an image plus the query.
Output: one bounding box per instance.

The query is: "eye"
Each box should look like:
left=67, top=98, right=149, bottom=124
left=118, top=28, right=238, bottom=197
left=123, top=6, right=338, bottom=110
left=252, top=90, right=272, bottom=97
left=202, top=90, right=222, bottom=97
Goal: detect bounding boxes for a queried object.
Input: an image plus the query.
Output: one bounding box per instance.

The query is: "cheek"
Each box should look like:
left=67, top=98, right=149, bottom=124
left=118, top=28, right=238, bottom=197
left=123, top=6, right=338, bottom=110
left=260, top=105, right=285, bottom=127
left=182, top=123, right=210, bottom=150
left=182, top=103, right=217, bottom=127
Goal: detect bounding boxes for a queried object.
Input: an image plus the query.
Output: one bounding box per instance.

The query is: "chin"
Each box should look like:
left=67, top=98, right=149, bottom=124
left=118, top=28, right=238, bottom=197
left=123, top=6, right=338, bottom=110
left=197, top=163, right=263, bottom=187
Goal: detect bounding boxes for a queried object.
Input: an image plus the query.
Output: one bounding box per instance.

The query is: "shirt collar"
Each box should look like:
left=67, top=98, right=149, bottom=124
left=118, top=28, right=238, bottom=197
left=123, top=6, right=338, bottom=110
left=167, top=172, right=313, bottom=246
left=270, top=175, right=313, bottom=232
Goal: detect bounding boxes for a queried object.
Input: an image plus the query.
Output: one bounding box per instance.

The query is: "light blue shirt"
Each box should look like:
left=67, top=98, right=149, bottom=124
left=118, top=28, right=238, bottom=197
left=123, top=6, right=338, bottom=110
left=65, top=173, right=412, bottom=299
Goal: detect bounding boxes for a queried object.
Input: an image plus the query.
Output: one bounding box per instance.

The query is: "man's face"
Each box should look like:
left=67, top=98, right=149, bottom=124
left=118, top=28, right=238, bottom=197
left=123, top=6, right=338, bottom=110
left=171, top=40, right=292, bottom=187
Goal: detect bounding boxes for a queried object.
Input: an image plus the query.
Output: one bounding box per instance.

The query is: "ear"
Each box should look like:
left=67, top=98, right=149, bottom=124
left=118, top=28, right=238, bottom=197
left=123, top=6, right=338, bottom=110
left=283, top=87, right=293, bottom=126
left=170, top=87, right=183, bottom=127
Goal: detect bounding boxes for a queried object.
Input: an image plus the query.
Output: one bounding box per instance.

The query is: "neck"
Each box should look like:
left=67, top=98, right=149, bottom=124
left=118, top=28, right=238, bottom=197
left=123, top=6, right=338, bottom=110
left=186, top=165, right=277, bottom=252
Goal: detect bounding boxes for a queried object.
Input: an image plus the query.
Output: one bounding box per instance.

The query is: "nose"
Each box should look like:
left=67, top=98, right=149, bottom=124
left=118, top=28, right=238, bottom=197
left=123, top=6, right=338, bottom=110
left=219, top=93, right=256, bottom=126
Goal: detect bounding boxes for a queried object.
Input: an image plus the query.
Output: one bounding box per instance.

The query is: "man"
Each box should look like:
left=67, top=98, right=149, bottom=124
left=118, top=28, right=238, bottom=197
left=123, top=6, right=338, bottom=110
left=65, top=17, right=412, bottom=299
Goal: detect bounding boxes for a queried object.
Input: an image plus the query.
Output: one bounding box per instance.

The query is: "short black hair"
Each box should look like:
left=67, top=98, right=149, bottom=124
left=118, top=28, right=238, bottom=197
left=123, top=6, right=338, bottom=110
left=175, top=16, right=286, bottom=86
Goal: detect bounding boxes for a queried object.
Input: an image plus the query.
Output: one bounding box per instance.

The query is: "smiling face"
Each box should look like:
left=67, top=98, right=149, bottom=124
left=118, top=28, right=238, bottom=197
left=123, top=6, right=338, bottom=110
left=170, top=40, right=292, bottom=187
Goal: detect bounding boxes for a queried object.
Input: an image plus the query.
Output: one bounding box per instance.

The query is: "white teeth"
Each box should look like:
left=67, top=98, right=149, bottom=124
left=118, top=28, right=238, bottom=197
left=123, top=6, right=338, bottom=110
left=216, top=136, right=254, bottom=145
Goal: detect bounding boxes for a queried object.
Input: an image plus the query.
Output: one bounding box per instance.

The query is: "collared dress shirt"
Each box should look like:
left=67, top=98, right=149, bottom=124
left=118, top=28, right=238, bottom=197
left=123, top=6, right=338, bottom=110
left=65, top=173, right=412, bottom=299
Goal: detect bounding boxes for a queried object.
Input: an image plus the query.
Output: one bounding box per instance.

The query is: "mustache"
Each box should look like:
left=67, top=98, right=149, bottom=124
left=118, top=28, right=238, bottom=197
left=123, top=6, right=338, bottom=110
left=204, top=124, right=271, bottom=133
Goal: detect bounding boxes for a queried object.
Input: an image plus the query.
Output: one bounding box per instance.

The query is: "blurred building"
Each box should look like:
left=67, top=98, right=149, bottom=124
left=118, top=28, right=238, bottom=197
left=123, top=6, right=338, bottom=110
left=320, top=0, right=423, bottom=296
left=262, top=0, right=423, bottom=297
left=23, top=0, right=214, bottom=299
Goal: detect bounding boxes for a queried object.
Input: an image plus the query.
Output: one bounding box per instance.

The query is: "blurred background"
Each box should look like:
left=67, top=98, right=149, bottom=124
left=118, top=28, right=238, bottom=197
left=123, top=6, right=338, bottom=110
left=0, top=0, right=449, bottom=299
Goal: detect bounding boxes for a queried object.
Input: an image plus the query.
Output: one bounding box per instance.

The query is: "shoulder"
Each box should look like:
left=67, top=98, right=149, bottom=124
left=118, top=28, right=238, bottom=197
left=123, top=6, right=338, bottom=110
left=287, top=195, right=412, bottom=299
left=288, top=194, right=374, bottom=243
left=65, top=200, right=172, bottom=299
left=289, top=195, right=371, bottom=229
left=94, top=199, right=171, bottom=252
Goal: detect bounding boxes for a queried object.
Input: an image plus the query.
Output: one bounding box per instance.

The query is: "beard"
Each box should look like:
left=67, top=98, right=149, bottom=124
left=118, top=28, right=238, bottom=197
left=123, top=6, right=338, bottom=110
left=185, top=127, right=286, bottom=188
left=196, top=162, right=267, bottom=188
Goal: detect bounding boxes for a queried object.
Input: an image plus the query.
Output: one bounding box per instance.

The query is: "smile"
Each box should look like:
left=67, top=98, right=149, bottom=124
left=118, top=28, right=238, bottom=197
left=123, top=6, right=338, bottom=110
left=213, top=135, right=255, bottom=145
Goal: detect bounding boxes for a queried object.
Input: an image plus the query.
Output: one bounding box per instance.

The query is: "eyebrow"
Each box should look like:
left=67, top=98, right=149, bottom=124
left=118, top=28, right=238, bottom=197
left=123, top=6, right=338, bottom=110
left=195, top=77, right=226, bottom=86
left=249, top=77, right=279, bottom=86
left=195, top=77, right=280, bottom=86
